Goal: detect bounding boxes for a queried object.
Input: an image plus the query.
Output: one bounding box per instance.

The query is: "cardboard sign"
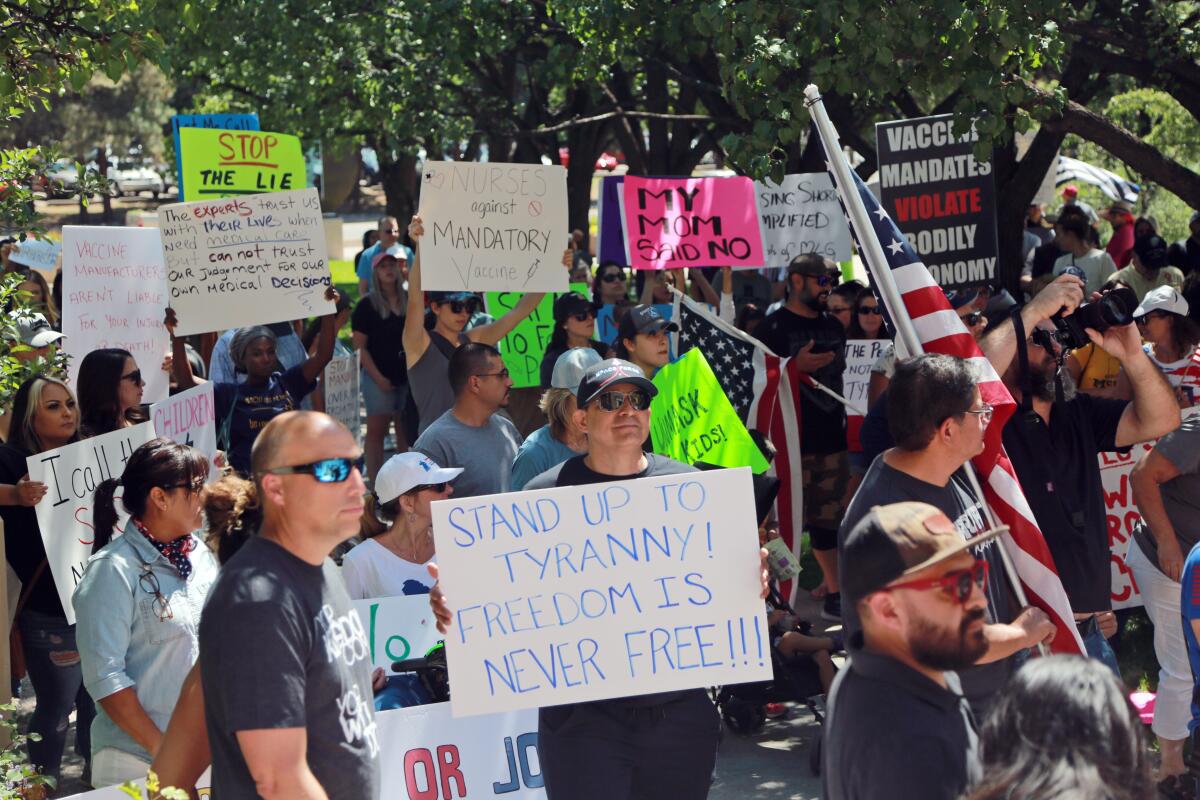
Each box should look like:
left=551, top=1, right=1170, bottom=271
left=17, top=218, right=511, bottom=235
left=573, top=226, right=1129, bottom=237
left=159, top=188, right=334, bottom=336
left=431, top=468, right=771, bottom=716
left=417, top=162, right=568, bottom=292
left=876, top=113, right=999, bottom=291
left=170, top=113, right=260, bottom=198
left=650, top=349, right=769, bottom=472
left=325, top=352, right=361, bottom=444
left=484, top=283, right=588, bottom=389
left=178, top=127, right=306, bottom=201
left=27, top=423, right=157, bottom=623
left=8, top=237, right=60, bottom=270
left=1099, top=445, right=1152, bottom=610
left=353, top=594, right=442, bottom=676
left=61, top=226, right=171, bottom=404
left=594, top=303, right=673, bottom=346
left=755, top=174, right=852, bottom=264
left=597, top=174, right=628, bottom=265
left=841, top=339, right=887, bottom=451
left=150, top=383, right=219, bottom=482
left=622, top=176, right=765, bottom=270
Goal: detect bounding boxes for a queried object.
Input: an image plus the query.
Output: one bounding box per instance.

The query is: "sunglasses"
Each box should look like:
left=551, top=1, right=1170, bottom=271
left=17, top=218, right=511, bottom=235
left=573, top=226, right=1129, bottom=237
left=592, top=389, right=651, bottom=412
left=570, top=310, right=595, bottom=322
left=139, top=564, right=173, bottom=621
left=412, top=482, right=449, bottom=494
left=601, top=272, right=626, bottom=283
left=882, top=559, right=989, bottom=604
left=122, top=369, right=143, bottom=385
left=858, top=306, right=882, bottom=316
left=266, top=456, right=363, bottom=483
left=812, top=274, right=838, bottom=288
left=446, top=299, right=480, bottom=315
left=961, top=311, right=983, bottom=326
left=165, top=479, right=206, bottom=496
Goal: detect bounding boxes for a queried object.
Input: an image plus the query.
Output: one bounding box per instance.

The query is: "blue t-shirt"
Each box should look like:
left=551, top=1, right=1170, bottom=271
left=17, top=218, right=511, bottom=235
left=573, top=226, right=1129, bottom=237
left=510, top=425, right=579, bottom=490
left=214, top=365, right=316, bottom=475
left=355, top=242, right=414, bottom=282
left=1182, top=541, right=1200, bottom=732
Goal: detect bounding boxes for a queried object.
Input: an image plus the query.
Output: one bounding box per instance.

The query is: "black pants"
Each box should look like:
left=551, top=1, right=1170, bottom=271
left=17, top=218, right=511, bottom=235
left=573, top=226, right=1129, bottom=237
left=538, top=690, right=720, bottom=800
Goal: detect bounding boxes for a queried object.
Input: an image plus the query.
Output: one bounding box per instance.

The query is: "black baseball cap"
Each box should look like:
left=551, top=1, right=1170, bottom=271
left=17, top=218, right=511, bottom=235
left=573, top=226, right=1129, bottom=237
left=1133, top=234, right=1169, bottom=269
left=429, top=291, right=476, bottom=304
left=553, top=292, right=596, bottom=322
left=617, top=304, right=678, bottom=340
left=841, top=502, right=1004, bottom=607
left=576, top=358, right=658, bottom=407
left=787, top=253, right=836, bottom=278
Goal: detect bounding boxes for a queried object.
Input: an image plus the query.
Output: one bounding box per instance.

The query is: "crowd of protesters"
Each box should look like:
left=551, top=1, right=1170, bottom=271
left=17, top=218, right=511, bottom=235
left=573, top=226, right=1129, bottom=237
left=0, top=182, right=1199, bottom=800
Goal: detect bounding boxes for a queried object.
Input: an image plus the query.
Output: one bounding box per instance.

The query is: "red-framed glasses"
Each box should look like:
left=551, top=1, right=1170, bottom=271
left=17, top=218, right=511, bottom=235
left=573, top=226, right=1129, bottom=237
left=880, top=559, right=988, bottom=604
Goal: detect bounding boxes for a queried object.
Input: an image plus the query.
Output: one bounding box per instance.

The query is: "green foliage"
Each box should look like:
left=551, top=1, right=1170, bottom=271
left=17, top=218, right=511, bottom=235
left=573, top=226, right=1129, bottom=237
left=0, top=145, right=113, bottom=235
left=118, top=770, right=189, bottom=800
left=0, top=701, right=51, bottom=798
left=0, top=272, right=69, bottom=416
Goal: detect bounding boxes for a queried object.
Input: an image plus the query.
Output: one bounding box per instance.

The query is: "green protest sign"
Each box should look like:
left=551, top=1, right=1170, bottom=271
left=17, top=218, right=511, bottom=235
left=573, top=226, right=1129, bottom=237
left=178, top=127, right=306, bottom=200
left=650, top=349, right=770, bottom=472
left=485, top=283, right=588, bottom=389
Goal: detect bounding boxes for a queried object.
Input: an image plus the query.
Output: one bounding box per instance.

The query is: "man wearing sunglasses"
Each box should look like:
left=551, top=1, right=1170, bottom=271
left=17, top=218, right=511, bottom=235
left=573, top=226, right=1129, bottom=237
left=355, top=216, right=412, bottom=297
left=198, top=411, right=379, bottom=800
left=824, top=502, right=1001, bottom=800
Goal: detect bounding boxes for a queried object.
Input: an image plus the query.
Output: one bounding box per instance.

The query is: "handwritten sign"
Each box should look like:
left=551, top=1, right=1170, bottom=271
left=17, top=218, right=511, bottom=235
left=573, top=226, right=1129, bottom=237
left=27, top=423, right=157, bottom=623
left=621, top=176, right=765, bottom=270
left=755, top=174, right=852, bottom=264
left=325, top=352, right=361, bottom=443
left=61, top=226, right=170, bottom=403
left=8, top=237, right=60, bottom=271
left=1099, top=445, right=1152, bottom=610
left=352, top=594, right=441, bottom=676
left=170, top=113, right=260, bottom=198
left=417, top=162, right=568, bottom=292
left=159, top=188, right=334, bottom=336
left=178, top=127, right=306, bottom=201
left=432, top=468, right=770, bottom=716
left=841, top=339, right=887, bottom=451
left=484, top=283, right=588, bottom=388
left=650, top=349, right=769, bottom=472
left=150, top=383, right=219, bottom=482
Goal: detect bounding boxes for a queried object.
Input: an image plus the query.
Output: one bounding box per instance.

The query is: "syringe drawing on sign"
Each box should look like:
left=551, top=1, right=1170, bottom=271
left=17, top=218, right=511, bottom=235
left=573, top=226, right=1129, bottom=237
left=523, top=258, right=540, bottom=288
left=451, top=254, right=473, bottom=289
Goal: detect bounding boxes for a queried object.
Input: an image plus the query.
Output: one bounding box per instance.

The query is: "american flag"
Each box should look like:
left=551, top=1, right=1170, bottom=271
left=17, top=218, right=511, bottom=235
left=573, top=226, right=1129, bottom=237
left=815, top=126, right=1085, bottom=654
left=672, top=291, right=808, bottom=601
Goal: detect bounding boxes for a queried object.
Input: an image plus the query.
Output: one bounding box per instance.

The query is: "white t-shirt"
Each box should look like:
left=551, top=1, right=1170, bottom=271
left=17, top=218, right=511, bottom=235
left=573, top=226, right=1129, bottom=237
left=1146, top=343, right=1200, bottom=408
left=1053, top=249, right=1116, bottom=295
left=341, top=538, right=435, bottom=600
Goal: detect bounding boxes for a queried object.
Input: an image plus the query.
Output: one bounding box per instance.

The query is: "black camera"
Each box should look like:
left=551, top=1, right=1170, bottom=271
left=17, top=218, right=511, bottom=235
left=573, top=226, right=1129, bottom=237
left=1048, top=286, right=1138, bottom=351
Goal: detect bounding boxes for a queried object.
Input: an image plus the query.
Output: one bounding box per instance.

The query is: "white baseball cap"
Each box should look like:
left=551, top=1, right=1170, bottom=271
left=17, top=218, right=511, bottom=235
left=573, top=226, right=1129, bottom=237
left=374, top=452, right=463, bottom=504
left=551, top=347, right=604, bottom=392
left=9, top=311, right=65, bottom=348
left=1133, top=286, right=1189, bottom=319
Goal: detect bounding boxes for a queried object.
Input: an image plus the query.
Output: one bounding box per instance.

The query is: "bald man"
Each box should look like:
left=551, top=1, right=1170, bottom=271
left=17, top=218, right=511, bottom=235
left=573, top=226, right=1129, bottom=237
left=198, top=412, right=380, bottom=800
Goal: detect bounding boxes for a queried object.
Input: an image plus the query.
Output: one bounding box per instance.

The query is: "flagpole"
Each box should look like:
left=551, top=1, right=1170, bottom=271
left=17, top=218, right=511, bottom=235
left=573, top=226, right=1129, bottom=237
left=805, top=84, right=1045, bottom=648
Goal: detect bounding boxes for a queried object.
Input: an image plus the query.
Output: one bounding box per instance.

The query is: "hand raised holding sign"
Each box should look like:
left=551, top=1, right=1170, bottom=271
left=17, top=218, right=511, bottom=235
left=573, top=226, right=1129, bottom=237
left=13, top=474, right=48, bottom=507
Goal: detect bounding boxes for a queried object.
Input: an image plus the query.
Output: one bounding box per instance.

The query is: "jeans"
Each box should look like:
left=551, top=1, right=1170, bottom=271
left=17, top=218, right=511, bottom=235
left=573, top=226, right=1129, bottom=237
left=1080, top=620, right=1122, bottom=679
left=17, top=609, right=95, bottom=780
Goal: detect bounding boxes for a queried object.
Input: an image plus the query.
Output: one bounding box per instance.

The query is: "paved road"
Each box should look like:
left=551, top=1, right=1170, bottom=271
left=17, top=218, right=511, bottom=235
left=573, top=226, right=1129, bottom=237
left=711, top=708, right=824, bottom=800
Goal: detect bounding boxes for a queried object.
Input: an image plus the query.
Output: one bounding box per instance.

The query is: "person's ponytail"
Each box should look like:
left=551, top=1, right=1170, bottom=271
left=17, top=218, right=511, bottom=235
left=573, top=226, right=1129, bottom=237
left=91, top=478, right=122, bottom=554
left=203, top=475, right=262, bottom=564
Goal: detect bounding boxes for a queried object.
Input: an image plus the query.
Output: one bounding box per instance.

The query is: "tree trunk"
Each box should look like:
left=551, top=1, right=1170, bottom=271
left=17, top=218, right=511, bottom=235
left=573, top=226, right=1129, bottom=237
left=378, top=152, right=418, bottom=231
left=98, top=148, right=113, bottom=223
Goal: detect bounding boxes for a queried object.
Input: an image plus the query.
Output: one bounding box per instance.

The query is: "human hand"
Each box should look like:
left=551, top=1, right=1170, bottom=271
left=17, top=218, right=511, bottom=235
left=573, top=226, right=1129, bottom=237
left=409, top=215, right=424, bottom=243
left=371, top=667, right=388, bottom=692
left=1013, top=605, right=1056, bottom=648
left=1030, top=275, right=1084, bottom=322
left=324, top=285, right=340, bottom=305
left=373, top=374, right=393, bottom=393
left=1097, top=610, right=1118, bottom=639
left=1159, top=539, right=1185, bottom=583
left=163, top=307, right=178, bottom=335
left=561, top=249, right=572, bottom=269
left=428, top=563, right=452, bottom=634
left=15, top=475, right=47, bottom=506
left=1085, top=320, right=1142, bottom=364
left=160, top=354, right=173, bottom=374
left=792, top=340, right=835, bottom=372
left=759, top=548, right=770, bottom=600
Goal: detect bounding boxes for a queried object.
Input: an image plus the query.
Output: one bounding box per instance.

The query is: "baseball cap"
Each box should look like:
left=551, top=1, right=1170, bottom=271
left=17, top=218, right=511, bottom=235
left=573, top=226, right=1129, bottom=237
left=551, top=347, right=603, bottom=392
left=374, top=452, right=464, bottom=505
left=429, top=291, right=476, bottom=304
left=576, top=358, right=658, bottom=407
left=553, top=292, right=596, bottom=323
left=371, top=244, right=407, bottom=270
left=1109, top=200, right=1134, bottom=215
left=9, top=312, right=64, bottom=348
left=943, top=288, right=980, bottom=310
left=1132, top=234, right=1169, bottom=269
left=617, top=304, right=678, bottom=340
left=1134, top=285, right=1189, bottom=319
left=786, top=253, right=835, bottom=278
left=841, top=501, right=1005, bottom=607
left=1062, top=184, right=1079, bottom=197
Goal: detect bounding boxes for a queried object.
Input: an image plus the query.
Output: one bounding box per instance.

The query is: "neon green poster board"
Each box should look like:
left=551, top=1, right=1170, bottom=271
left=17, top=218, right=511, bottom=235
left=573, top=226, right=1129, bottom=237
left=650, top=348, right=770, bottom=472
left=178, top=128, right=306, bottom=200
left=485, top=283, right=588, bottom=389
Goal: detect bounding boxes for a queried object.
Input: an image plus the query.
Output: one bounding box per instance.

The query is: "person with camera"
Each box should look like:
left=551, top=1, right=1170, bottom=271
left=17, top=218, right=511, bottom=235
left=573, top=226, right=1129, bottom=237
left=979, top=274, right=1179, bottom=673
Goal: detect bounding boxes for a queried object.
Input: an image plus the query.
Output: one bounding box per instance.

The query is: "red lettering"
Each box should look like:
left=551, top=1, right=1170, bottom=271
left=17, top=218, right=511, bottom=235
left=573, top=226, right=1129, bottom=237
left=1102, top=473, right=1129, bottom=510
left=404, top=748, right=438, bottom=800
left=436, top=744, right=466, bottom=798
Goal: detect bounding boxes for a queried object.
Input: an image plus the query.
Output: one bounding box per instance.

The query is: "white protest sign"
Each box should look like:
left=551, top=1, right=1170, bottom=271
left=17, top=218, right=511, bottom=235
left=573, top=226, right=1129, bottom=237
left=27, top=423, right=157, bottom=623
left=755, top=174, right=853, bottom=264
left=8, top=238, right=60, bottom=271
left=1100, top=447, right=1147, bottom=610
left=325, top=352, right=361, bottom=444
left=158, top=187, right=334, bottom=336
left=61, top=227, right=171, bottom=403
left=418, top=162, right=568, bottom=293
left=353, top=593, right=441, bottom=676
left=431, top=467, right=771, bottom=716
left=150, top=383, right=219, bottom=482
left=841, top=339, right=886, bottom=450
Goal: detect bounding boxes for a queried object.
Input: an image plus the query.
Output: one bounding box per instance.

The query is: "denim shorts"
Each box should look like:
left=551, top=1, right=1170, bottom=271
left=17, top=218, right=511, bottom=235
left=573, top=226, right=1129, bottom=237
left=362, top=369, right=408, bottom=416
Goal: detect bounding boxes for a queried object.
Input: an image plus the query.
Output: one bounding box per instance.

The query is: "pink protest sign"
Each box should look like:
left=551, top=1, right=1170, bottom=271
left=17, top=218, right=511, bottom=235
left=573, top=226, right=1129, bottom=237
left=622, top=176, right=765, bottom=270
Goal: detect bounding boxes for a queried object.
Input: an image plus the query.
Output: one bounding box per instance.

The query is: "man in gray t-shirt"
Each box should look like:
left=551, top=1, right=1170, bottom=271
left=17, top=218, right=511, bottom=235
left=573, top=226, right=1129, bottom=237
left=412, top=342, right=522, bottom=498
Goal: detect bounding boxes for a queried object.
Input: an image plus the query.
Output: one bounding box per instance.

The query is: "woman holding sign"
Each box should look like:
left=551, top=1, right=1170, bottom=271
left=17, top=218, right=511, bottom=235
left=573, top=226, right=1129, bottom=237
left=165, top=285, right=342, bottom=475
left=0, top=375, right=96, bottom=782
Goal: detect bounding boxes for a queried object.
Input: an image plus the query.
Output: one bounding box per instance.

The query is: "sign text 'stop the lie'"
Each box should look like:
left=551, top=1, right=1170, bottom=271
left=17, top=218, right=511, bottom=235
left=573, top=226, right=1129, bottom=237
left=178, top=128, right=307, bottom=202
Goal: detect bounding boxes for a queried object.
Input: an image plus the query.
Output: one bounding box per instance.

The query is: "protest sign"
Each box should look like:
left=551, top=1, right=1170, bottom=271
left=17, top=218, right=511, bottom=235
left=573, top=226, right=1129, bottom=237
left=622, top=176, right=765, bottom=270
left=170, top=113, right=260, bottom=198
left=61, top=226, right=171, bottom=403
left=650, top=349, right=769, bottom=472
left=353, top=593, right=442, bottom=676
left=159, top=187, right=334, bottom=336
left=755, top=174, right=852, bottom=264
left=431, top=468, right=771, bottom=716
left=27, top=423, right=157, bottom=623
left=876, top=113, right=999, bottom=291
left=484, top=283, right=588, bottom=388
left=597, top=175, right=628, bottom=265
left=417, top=161, right=568, bottom=293
left=150, top=383, right=219, bottom=482
left=8, top=237, right=60, bottom=271
left=1099, top=445, right=1153, bottom=610
left=177, top=127, right=306, bottom=201
left=594, top=303, right=673, bottom=346
left=842, top=339, right=887, bottom=451
left=325, top=351, right=361, bottom=443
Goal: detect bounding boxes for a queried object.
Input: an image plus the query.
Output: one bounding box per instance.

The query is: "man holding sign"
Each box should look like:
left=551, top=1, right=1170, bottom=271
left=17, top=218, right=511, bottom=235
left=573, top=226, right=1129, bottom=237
left=429, top=358, right=769, bottom=800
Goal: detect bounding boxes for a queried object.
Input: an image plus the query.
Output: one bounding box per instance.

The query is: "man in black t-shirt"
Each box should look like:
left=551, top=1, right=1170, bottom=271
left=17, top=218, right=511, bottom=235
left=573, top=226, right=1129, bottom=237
left=430, top=358, right=767, bottom=800
left=756, top=253, right=848, bottom=619
left=199, top=411, right=380, bottom=800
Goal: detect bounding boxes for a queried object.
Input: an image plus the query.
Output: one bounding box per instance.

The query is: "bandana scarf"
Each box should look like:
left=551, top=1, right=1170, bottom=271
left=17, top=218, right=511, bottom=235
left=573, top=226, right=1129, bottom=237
left=132, top=518, right=195, bottom=580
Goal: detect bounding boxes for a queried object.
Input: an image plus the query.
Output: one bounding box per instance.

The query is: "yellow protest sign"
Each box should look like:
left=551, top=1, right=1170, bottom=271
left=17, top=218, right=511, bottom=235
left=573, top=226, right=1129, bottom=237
left=178, top=128, right=306, bottom=200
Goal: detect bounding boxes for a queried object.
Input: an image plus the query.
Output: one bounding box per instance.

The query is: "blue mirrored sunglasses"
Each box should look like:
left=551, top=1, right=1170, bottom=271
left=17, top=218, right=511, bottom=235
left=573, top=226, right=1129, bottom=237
left=266, top=456, right=364, bottom=483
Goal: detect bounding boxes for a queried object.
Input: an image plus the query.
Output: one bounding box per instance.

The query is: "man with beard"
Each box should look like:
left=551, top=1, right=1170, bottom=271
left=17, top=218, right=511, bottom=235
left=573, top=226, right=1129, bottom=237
left=979, top=274, right=1178, bottom=671
left=824, top=501, right=1000, bottom=800
left=756, top=253, right=848, bottom=619
left=412, top=342, right=523, bottom=498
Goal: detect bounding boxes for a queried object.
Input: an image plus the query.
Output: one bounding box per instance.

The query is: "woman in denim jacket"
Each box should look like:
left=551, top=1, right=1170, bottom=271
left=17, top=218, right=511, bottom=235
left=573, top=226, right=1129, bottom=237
left=73, top=439, right=218, bottom=787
